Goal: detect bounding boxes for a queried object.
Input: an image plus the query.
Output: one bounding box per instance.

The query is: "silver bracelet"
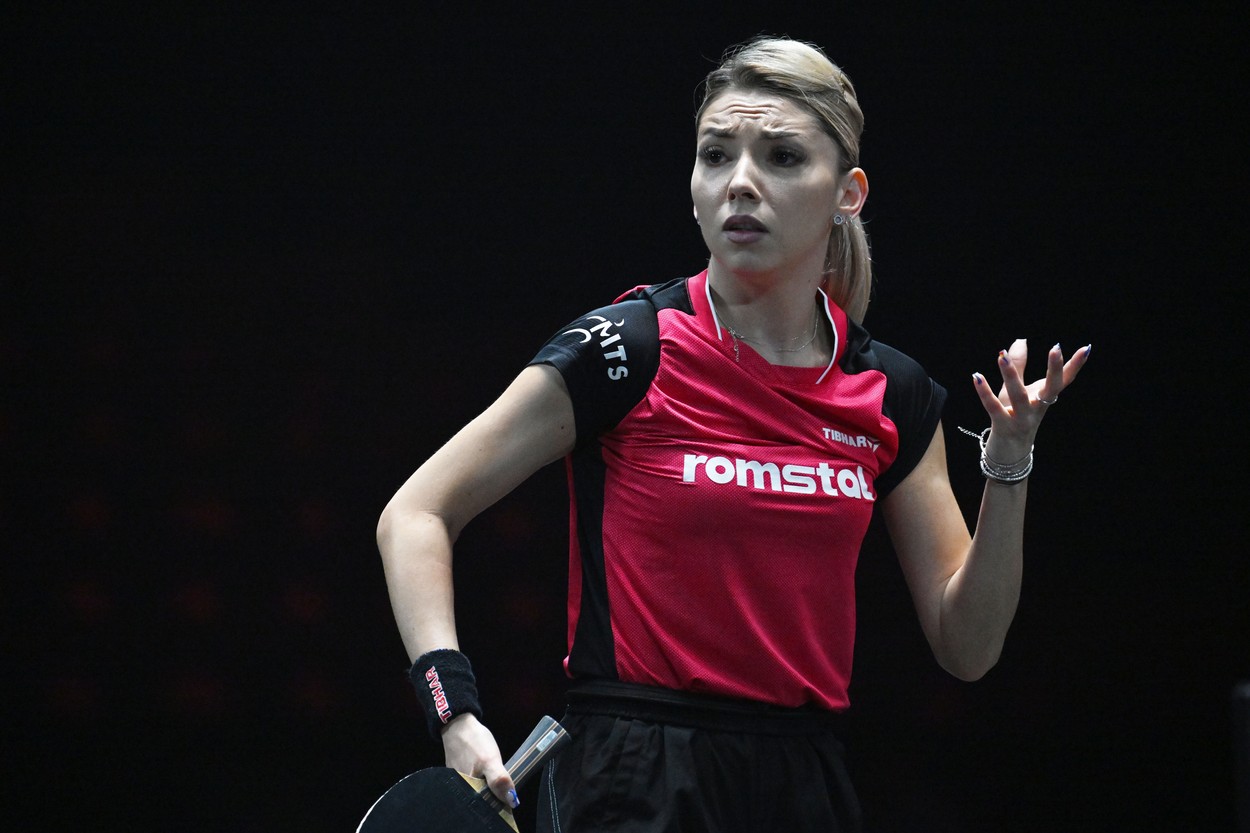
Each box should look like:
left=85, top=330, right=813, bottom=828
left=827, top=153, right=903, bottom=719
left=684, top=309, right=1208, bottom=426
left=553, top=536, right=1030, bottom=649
left=959, top=426, right=1033, bottom=484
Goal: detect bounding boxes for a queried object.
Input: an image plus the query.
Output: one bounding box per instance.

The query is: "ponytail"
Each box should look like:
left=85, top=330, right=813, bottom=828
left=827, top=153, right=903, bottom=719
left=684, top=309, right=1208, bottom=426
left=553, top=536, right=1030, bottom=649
left=825, top=216, right=872, bottom=324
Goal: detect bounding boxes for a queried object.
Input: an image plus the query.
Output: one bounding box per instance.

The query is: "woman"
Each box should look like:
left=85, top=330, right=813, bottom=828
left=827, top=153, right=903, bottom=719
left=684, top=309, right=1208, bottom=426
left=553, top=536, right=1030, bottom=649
left=377, top=36, right=1090, bottom=831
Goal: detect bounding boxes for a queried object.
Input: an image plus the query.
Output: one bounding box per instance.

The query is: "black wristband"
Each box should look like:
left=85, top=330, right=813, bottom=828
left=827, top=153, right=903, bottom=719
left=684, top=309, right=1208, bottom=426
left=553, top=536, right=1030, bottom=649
left=408, top=649, right=483, bottom=740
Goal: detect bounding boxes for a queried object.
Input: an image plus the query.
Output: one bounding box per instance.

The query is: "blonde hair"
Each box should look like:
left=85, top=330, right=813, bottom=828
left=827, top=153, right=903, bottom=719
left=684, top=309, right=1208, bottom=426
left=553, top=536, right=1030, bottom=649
left=696, top=36, right=873, bottom=323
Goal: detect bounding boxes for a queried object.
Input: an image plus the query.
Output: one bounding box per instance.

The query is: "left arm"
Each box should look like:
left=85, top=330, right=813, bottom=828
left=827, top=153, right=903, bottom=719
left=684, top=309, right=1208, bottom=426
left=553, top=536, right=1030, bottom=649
left=882, top=339, right=1091, bottom=680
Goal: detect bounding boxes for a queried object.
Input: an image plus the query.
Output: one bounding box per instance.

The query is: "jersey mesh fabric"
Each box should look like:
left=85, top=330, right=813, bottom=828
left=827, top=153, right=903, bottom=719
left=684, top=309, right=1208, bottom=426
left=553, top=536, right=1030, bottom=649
left=531, top=271, right=945, bottom=711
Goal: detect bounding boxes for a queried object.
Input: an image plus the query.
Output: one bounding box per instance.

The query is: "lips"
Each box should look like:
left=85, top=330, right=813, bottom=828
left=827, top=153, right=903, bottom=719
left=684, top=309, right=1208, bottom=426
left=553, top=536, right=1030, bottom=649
left=722, top=214, right=768, bottom=245
left=722, top=214, right=768, bottom=233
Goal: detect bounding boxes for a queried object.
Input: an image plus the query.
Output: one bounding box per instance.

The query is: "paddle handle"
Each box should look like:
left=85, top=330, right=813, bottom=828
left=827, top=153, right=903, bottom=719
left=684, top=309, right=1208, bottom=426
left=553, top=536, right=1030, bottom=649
left=477, top=715, right=570, bottom=810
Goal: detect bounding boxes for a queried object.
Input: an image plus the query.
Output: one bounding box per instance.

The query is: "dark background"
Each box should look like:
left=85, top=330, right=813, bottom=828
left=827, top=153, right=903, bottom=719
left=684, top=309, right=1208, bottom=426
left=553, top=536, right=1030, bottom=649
left=6, top=2, right=1247, bottom=830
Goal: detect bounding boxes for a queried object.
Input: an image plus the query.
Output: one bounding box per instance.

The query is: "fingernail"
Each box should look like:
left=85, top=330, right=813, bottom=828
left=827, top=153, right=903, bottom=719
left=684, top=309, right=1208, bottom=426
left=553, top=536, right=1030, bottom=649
left=1084, top=344, right=1092, bottom=356
left=973, top=373, right=984, bottom=385
left=998, top=351, right=1008, bottom=365
left=509, top=790, right=520, bottom=808
left=1053, top=343, right=1061, bottom=353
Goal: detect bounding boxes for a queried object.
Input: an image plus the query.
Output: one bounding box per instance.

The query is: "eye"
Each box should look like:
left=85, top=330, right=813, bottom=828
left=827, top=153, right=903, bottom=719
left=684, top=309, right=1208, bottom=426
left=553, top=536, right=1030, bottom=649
left=699, top=145, right=727, bottom=165
left=771, top=147, right=804, bottom=166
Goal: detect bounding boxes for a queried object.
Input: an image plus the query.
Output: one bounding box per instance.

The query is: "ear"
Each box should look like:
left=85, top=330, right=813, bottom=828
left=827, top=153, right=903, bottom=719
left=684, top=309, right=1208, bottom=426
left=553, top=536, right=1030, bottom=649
left=836, top=168, right=869, bottom=218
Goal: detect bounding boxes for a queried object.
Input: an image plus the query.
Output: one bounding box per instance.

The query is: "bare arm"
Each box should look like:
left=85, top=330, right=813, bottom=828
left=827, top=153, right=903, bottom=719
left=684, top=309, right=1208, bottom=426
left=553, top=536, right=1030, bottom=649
left=882, top=340, right=1090, bottom=681
left=375, top=363, right=575, bottom=802
left=882, top=424, right=1024, bottom=680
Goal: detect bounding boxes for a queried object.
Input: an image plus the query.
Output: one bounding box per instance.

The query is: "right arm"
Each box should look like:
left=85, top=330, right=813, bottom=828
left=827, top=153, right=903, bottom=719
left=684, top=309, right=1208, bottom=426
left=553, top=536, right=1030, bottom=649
left=376, top=363, right=575, bottom=803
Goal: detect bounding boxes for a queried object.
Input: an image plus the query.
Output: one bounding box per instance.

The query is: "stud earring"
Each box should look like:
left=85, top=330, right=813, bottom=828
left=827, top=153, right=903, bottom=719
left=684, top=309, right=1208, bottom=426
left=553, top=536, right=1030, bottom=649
left=833, top=213, right=846, bottom=226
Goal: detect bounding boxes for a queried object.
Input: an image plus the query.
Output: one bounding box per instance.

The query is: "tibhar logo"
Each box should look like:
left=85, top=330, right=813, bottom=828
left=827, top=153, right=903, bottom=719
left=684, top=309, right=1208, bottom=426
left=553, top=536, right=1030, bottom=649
left=682, top=453, right=875, bottom=500
left=563, top=315, right=629, bottom=380
left=822, top=427, right=880, bottom=452
left=425, top=666, right=453, bottom=725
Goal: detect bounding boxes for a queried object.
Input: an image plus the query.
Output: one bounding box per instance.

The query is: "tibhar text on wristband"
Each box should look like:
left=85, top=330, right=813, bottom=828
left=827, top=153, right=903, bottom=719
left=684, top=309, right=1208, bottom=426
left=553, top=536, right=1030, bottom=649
left=408, top=649, right=484, bottom=740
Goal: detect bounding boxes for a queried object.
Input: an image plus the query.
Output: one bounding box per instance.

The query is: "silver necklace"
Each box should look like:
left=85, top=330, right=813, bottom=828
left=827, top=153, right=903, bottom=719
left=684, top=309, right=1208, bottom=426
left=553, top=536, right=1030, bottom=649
left=722, top=308, right=820, bottom=363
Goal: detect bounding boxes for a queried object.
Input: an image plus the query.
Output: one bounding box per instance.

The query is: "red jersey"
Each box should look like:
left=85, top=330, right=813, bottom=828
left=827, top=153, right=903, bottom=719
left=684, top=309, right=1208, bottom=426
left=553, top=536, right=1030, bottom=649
left=530, top=271, right=945, bottom=711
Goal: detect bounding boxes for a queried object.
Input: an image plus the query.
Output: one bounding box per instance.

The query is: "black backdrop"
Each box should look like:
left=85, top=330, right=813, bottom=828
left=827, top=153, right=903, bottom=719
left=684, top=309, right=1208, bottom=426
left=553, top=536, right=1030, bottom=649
left=6, top=3, right=1248, bottom=831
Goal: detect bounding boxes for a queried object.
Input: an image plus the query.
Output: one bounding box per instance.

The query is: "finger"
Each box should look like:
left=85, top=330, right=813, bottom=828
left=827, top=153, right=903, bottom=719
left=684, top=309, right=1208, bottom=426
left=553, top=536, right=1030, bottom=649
left=997, top=349, right=1032, bottom=413
left=1061, top=344, right=1092, bottom=386
left=483, top=761, right=518, bottom=808
left=1038, top=343, right=1064, bottom=403
left=1007, top=337, right=1028, bottom=371
left=972, top=372, right=1008, bottom=418
left=998, top=339, right=1028, bottom=405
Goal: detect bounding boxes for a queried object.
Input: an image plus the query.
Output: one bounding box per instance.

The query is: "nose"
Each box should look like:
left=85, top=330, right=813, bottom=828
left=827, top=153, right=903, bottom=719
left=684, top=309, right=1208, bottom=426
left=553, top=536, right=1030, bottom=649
left=726, top=156, right=759, bottom=203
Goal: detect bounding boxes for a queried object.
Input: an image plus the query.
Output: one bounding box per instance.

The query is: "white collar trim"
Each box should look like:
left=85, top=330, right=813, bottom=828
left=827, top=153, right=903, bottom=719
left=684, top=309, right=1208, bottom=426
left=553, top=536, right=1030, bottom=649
left=704, top=278, right=838, bottom=383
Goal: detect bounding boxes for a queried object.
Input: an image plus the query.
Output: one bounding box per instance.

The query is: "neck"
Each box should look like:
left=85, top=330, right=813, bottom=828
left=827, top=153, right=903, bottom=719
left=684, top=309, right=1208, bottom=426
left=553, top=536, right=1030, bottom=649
left=707, top=262, right=826, bottom=343
left=707, top=270, right=832, bottom=368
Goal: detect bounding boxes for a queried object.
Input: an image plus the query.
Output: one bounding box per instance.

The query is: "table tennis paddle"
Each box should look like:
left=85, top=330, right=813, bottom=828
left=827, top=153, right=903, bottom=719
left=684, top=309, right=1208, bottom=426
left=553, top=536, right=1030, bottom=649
left=357, top=715, right=570, bottom=833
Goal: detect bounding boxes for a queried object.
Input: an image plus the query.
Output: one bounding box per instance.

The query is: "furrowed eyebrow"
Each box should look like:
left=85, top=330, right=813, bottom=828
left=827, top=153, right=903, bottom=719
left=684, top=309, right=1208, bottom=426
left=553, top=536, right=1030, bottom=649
left=698, top=126, right=802, bottom=141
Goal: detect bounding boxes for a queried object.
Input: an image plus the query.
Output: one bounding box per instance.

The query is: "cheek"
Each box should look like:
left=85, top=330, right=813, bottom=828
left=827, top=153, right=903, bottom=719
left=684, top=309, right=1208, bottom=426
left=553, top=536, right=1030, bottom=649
left=690, top=170, right=716, bottom=207
left=781, top=187, right=837, bottom=244
left=793, top=183, right=837, bottom=223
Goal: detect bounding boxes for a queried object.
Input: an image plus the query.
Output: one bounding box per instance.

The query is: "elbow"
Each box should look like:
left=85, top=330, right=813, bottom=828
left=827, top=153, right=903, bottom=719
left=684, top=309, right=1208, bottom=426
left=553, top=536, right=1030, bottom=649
left=376, top=499, right=414, bottom=560
left=944, top=661, right=993, bottom=683
left=376, top=500, right=457, bottom=560
left=376, top=506, right=393, bottom=555
left=937, top=645, right=1001, bottom=682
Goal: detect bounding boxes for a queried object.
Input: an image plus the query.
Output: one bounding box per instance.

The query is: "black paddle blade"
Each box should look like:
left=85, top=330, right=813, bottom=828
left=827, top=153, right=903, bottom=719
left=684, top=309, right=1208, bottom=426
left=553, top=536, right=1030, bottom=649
left=357, top=768, right=516, bottom=833
left=358, top=716, right=570, bottom=832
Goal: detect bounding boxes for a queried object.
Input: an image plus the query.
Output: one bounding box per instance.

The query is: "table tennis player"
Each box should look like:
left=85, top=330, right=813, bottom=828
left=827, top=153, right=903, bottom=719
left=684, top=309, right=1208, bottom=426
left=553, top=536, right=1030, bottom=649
left=377, top=35, right=1091, bottom=832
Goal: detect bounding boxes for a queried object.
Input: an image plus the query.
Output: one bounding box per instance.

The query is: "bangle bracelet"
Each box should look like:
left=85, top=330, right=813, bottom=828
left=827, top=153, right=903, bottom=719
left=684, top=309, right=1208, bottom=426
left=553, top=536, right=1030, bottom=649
left=960, top=426, right=1033, bottom=484
left=980, top=454, right=1032, bottom=483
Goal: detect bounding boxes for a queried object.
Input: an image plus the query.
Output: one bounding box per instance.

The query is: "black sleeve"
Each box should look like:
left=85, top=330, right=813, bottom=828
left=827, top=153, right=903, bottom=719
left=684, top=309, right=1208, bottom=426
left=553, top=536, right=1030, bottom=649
left=873, top=343, right=948, bottom=497
left=527, top=299, right=661, bottom=448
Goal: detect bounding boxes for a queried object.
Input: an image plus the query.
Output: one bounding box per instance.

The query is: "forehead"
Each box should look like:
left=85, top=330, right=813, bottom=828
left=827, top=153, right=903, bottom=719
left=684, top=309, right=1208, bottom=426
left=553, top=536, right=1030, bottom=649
left=698, top=88, right=824, bottom=135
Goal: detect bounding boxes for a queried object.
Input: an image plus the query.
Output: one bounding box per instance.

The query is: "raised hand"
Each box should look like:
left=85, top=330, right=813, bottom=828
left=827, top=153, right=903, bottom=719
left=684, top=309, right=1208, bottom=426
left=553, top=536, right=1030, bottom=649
left=972, top=339, right=1091, bottom=464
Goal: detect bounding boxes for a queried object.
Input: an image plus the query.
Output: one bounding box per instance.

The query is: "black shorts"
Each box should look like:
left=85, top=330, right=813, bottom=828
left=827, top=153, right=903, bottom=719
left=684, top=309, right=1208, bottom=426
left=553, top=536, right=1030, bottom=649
left=536, top=681, right=862, bottom=833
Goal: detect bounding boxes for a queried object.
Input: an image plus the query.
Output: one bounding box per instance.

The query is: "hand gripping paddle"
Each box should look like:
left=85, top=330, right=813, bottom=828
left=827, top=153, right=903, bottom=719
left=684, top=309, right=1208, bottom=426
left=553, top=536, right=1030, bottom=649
left=357, top=715, right=570, bottom=832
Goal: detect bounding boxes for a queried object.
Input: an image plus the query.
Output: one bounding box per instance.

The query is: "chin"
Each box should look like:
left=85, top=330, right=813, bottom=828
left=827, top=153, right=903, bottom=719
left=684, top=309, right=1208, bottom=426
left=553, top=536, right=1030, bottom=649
left=711, top=248, right=778, bottom=275
left=714, top=262, right=776, bottom=284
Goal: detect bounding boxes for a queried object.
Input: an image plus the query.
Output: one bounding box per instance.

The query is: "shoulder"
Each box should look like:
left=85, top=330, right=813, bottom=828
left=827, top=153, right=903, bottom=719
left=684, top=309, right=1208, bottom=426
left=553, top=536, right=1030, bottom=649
left=842, top=322, right=932, bottom=385
left=528, top=276, right=692, bottom=444
left=531, top=276, right=690, bottom=376
left=843, top=323, right=947, bottom=495
left=615, top=276, right=695, bottom=313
